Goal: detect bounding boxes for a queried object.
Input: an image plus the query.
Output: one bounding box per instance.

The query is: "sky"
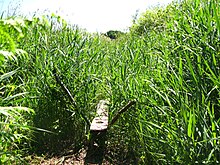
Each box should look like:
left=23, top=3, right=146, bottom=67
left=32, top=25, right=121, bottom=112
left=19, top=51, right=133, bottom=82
left=0, top=0, right=174, bottom=33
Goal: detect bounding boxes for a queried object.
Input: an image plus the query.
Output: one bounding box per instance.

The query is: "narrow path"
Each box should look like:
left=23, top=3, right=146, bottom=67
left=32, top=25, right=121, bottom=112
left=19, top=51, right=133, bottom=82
left=28, top=148, right=111, bottom=165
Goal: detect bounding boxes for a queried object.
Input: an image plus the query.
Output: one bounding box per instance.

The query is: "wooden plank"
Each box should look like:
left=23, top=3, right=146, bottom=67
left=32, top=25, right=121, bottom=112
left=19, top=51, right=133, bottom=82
left=85, top=100, right=109, bottom=164
left=90, top=100, right=109, bottom=131
left=85, top=100, right=135, bottom=164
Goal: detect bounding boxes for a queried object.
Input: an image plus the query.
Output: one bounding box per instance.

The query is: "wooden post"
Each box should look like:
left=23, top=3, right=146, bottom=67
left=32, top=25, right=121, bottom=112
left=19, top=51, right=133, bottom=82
left=85, top=100, right=135, bottom=164
left=85, top=100, right=109, bottom=164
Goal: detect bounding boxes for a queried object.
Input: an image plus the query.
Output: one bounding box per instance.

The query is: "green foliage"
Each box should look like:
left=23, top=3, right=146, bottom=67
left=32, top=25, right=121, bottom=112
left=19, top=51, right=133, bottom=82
left=104, top=30, right=125, bottom=39
left=17, top=16, right=108, bottom=153
left=0, top=28, right=15, bottom=52
left=130, top=6, right=173, bottom=35
left=1, top=0, right=220, bottom=164
left=127, top=0, right=220, bottom=164
left=164, top=1, right=220, bottom=162
left=0, top=18, right=27, bottom=43
left=0, top=17, right=34, bottom=164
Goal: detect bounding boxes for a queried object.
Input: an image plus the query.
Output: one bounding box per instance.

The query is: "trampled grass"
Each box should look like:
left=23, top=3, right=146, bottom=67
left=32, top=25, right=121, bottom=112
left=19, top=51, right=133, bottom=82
left=0, top=0, right=219, bottom=164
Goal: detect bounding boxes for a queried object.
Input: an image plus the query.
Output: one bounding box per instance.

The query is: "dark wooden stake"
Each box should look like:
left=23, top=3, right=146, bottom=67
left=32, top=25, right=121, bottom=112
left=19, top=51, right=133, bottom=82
left=53, top=68, right=90, bottom=126
left=109, top=100, right=136, bottom=127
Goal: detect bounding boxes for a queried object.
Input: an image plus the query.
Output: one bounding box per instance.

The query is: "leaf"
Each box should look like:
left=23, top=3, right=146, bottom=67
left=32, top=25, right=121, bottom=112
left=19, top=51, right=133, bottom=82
left=0, top=69, right=18, bottom=82
left=3, top=92, right=29, bottom=101
left=0, top=106, right=34, bottom=112
left=0, top=53, right=5, bottom=66
left=0, top=50, right=14, bottom=58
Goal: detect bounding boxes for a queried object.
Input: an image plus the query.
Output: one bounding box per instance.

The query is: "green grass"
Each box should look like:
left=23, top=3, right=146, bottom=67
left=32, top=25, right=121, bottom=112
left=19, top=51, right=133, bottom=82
left=0, top=0, right=220, bottom=164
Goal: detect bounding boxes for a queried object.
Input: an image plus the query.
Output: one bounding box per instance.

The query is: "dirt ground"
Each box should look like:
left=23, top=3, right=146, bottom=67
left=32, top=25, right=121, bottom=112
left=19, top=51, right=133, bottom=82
left=28, top=148, right=111, bottom=165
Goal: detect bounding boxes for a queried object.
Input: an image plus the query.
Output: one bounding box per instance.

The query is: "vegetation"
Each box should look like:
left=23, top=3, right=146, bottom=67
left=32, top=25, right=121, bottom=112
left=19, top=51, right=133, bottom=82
left=0, top=0, right=219, bottom=164
left=0, top=18, right=34, bottom=163
left=104, top=30, right=125, bottom=39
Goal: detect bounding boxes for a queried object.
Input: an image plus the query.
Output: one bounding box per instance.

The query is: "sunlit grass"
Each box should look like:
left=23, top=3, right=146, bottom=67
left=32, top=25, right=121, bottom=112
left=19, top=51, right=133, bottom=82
left=1, top=0, right=219, bottom=164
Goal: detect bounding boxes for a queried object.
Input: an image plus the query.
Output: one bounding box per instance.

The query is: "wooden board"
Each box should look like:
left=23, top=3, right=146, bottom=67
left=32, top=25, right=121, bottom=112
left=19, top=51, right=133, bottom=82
left=90, top=100, right=109, bottom=131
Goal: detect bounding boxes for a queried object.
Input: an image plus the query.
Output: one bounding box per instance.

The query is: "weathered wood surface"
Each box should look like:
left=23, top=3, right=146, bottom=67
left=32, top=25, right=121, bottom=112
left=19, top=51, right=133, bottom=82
left=85, top=100, right=135, bottom=164
left=85, top=100, right=109, bottom=164
left=90, top=100, right=109, bottom=131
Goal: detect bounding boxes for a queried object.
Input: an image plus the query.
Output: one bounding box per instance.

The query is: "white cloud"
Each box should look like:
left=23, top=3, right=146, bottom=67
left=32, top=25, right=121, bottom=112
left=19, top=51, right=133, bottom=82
left=19, top=0, right=173, bottom=32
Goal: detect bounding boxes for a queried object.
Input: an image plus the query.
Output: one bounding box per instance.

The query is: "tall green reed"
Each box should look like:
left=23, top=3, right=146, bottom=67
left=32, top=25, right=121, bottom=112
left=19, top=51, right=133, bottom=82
left=0, top=18, right=34, bottom=164
left=131, top=0, right=220, bottom=163
left=111, top=0, right=220, bottom=164
left=1, top=0, right=219, bottom=163
left=16, top=15, right=113, bottom=153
